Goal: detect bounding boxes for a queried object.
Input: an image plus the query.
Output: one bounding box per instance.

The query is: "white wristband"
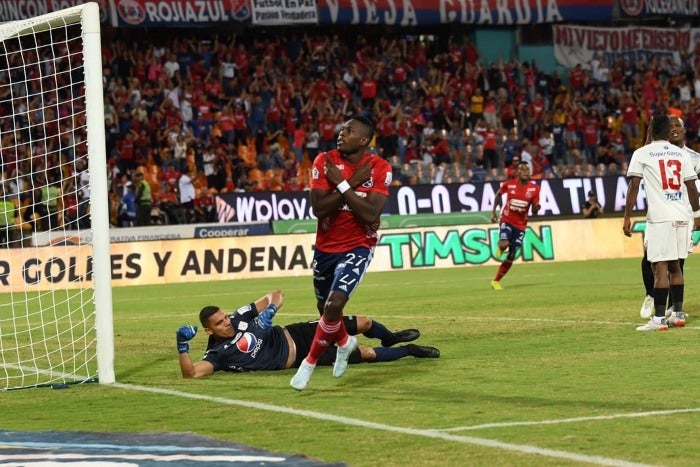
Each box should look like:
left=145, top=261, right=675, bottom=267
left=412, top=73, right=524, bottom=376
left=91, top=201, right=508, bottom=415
left=337, top=180, right=351, bottom=194
left=693, top=209, right=700, bottom=219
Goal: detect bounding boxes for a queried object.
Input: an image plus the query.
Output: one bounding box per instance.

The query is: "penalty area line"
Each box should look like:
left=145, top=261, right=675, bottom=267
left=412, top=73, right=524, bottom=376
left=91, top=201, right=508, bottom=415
left=113, top=382, right=651, bottom=467
left=436, top=407, right=700, bottom=432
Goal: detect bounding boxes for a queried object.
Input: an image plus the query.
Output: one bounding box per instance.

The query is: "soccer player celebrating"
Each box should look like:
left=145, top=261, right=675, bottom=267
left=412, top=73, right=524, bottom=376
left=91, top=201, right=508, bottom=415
left=490, top=161, right=541, bottom=290
left=624, top=114, right=700, bottom=331
left=290, top=115, right=393, bottom=391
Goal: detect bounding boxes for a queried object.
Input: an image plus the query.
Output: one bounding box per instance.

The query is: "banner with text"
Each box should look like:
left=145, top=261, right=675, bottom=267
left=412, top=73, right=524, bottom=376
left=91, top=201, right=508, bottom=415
left=316, top=0, right=614, bottom=26
left=553, top=24, right=700, bottom=69
left=216, top=176, right=649, bottom=223
left=0, top=0, right=111, bottom=23
left=0, top=217, right=654, bottom=292
left=1, top=0, right=619, bottom=27
left=110, top=0, right=252, bottom=27
left=30, top=221, right=270, bottom=246
left=618, top=0, right=699, bottom=18
left=251, top=0, right=317, bottom=25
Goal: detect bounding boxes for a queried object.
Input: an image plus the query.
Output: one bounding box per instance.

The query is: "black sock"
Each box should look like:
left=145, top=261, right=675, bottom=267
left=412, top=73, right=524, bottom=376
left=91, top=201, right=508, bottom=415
left=653, top=288, right=669, bottom=318
left=363, top=320, right=393, bottom=342
left=670, top=284, right=684, bottom=312
left=372, top=346, right=409, bottom=362
left=641, top=255, right=654, bottom=296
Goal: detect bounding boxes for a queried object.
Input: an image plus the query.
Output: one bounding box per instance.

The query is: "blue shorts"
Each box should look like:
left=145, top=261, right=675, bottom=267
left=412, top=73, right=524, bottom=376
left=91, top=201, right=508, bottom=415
left=498, top=222, right=525, bottom=253
left=312, top=247, right=373, bottom=302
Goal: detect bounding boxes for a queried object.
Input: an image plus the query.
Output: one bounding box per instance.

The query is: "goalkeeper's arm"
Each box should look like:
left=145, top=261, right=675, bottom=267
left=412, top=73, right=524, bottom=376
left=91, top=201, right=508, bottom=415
left=176, top=325, right=215, bottom=379
left=179, top=352, right=215, bottom=379
left=255, top=290, right=284, bottom=329
left=255, top=290, right=284, bottom=313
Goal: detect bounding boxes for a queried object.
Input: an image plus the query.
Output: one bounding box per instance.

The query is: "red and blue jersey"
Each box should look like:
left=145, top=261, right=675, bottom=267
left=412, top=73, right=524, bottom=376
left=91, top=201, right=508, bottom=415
left=497, top=179, right=540, bottom=231
left=311, top=149, right=392, bottom=253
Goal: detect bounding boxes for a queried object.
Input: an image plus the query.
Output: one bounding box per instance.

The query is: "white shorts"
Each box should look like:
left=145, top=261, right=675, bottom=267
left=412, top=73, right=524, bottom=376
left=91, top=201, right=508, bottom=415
left=687, top=221, right=695, bottom=253
left=644, top=221, right=690, bottom=262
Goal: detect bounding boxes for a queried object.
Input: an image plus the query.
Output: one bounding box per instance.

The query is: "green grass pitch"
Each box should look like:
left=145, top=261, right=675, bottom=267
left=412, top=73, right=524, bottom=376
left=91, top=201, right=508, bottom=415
left=3, top=257, right=699, bottom=466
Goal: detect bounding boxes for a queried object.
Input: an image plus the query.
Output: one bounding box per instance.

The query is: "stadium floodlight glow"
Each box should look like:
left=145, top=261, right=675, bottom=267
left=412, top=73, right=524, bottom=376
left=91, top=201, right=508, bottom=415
left=0, top=3, right=114, bottom=389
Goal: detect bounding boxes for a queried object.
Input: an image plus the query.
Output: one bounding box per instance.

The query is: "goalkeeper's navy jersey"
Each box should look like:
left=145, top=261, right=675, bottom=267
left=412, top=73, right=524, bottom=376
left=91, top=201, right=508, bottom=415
left=202, top=303, right=290, bottom=372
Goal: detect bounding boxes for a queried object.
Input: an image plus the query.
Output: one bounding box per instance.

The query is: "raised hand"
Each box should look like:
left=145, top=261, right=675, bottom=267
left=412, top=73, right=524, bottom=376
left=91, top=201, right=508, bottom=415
left=324, top=153, right=344, bottom=186
left=176, top=325, right=198, bottom=354
left=255, top=304, right=278, bottom=330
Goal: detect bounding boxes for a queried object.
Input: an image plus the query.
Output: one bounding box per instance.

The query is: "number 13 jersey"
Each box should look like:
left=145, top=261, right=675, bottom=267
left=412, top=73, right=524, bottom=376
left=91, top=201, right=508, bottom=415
left=628, top=140, right=698, bottom=223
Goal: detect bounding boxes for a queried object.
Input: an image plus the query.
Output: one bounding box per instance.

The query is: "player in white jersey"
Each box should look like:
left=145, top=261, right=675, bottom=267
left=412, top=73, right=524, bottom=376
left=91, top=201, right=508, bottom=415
left=623, top=115, right=700, bottom=331
left=639, top=116, right=700, bottom=322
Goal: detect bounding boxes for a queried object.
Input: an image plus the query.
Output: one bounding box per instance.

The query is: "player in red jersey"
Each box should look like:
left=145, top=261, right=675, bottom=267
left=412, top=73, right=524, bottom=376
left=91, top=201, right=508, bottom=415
left=290, top=115, right=392, bottom=391
left=489, top=161, right=541, bottom=290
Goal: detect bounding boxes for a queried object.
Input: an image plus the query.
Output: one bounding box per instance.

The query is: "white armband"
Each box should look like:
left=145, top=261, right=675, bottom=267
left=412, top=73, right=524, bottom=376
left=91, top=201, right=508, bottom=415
left=693, top=209, right=700, bottom=219
left=337, top=180, right=351, bottom=194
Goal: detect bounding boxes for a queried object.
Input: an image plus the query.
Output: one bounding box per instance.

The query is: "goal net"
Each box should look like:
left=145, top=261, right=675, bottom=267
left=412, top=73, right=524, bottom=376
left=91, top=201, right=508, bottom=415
left=0, top=3, right=114, bottom=390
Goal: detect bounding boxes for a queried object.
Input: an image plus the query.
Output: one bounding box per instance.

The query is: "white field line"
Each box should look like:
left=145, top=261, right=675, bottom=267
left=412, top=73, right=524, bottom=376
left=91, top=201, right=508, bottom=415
left=118, top=310, right=700, bottom=331
left=114, top=382, right=652, bottom=467
left=436, top=408, right=700, bottom=432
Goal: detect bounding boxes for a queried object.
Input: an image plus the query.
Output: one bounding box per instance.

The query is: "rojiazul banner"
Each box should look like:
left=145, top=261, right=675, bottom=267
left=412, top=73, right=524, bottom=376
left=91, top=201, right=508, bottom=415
left=111, top=0, right=252, bottom=26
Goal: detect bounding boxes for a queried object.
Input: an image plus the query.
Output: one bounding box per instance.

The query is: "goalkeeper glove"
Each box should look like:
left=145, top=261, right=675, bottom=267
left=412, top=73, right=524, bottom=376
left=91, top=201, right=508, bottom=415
left=176, top=325, right=198, bottom=354
left=255, top=304, right=278, bottom=330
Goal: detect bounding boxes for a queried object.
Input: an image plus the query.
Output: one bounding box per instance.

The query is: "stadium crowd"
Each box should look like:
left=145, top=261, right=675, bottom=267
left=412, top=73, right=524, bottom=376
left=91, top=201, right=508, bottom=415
left=3, top=27, right=700, bottom=230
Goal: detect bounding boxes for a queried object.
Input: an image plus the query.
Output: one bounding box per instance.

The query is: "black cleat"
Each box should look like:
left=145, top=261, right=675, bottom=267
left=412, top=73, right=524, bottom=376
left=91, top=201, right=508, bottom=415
left=381, top=329, right=420, bottom=347
left=406, top=344, right=440, bottom=358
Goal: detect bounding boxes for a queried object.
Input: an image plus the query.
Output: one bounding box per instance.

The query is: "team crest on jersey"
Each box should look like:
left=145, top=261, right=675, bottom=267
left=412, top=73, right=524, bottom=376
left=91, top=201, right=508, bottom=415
left=236, top=332, right=258, bottom=353
left=312, top=167, right=320, bottom=179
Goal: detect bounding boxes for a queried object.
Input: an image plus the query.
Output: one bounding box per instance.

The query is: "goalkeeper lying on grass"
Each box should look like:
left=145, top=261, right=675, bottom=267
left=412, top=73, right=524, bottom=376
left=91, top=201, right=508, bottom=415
left=177, top=290, right=440, bottom=379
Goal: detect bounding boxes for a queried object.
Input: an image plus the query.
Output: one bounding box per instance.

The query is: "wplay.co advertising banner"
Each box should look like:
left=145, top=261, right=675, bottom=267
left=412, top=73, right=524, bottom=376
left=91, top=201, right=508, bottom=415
left=216, top=176, right=645, bottom=223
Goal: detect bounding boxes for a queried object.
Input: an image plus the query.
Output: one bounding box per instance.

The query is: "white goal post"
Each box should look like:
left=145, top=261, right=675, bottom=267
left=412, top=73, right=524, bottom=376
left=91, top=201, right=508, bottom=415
left=0, top=3, right=114, bottom=389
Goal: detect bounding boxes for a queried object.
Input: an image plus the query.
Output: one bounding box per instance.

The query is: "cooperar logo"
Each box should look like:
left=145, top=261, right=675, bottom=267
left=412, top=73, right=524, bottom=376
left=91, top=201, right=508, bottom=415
left=117, top=0, right=145, bottom=24
left=195, top=227, right=250, bottom=238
